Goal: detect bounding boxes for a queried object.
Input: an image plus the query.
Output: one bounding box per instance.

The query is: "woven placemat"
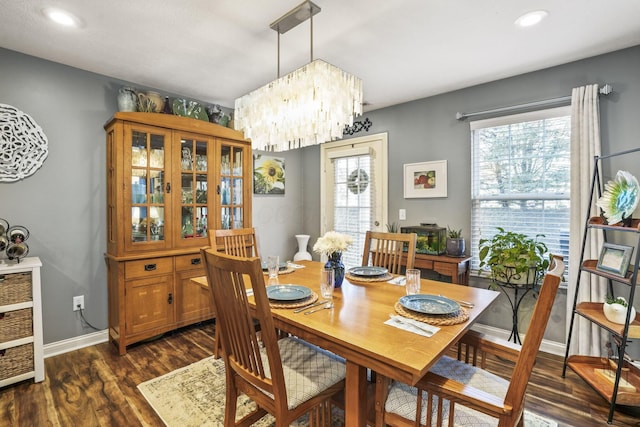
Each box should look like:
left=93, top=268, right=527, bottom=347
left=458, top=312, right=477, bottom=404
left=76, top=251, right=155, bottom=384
left=269, top=291, right=318, bottom=309
left=394, top=301, right=469, bottom=326
left=263, top=266, right=296, bottom=276
left=346, top=272, right=394, bottom=283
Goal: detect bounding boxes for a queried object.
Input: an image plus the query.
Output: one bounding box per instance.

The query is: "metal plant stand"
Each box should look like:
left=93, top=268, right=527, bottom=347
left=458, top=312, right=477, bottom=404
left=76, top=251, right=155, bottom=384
left=492, top=279, right=535, bottom=344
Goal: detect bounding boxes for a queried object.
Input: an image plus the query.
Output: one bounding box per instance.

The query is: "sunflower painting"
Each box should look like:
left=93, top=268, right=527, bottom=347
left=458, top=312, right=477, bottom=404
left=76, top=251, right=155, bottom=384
left=253, top=154, right=285, bottom=194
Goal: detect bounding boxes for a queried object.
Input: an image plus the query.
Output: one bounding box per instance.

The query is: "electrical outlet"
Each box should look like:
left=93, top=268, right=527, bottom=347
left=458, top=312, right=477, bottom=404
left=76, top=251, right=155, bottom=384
left=399, top=209, right=406, bottom=220
left=73, top=295, right=85, bottom=311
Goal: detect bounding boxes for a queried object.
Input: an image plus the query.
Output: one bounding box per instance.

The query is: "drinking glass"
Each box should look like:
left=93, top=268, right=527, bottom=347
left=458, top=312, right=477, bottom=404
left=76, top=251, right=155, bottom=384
left=405, top=268, right=421, bottom=295
left=320, top=267, right=335, bottom=300
left=267, top=255, right=280, bottom=279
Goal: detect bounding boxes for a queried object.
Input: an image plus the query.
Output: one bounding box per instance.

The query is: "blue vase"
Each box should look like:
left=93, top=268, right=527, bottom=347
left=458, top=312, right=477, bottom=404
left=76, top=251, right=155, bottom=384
left=325, top=252, right=345, bottom=288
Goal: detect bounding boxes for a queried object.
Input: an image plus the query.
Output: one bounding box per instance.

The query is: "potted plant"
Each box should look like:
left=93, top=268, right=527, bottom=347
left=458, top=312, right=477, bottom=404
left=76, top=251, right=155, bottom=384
left=603, top=296, right=637, bottom=324
left=446, top=225, right=465, bottom=257
left=478, top=227, right=550, bottom=286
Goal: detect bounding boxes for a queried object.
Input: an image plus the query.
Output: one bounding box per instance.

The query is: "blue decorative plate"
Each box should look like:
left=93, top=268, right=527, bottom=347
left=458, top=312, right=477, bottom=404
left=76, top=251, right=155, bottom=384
left=266, top=284, right=312, bottom=301
left=348, top=266, right=388, bottom=277
left=399, top=294, right=460, bottom=315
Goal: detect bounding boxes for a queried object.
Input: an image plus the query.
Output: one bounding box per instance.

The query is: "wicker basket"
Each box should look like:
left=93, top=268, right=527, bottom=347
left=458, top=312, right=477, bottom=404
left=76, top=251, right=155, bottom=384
left=0, top=272, right=32, bottom=305
left=0, top=308, right=33, bottom=342
left=0, top=343, right=34, bottom=380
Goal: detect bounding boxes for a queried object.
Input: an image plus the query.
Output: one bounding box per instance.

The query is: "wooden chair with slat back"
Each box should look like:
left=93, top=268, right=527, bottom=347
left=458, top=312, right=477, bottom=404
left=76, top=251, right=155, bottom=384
left=208, top=227, right=261, bottom=358
left=362, top=231, right=417, bottom=274
left=200, top=249, right=346, bottom=427
left=375, top=255, right=565, bottom=427
left=210, top=227, right=260, bottom=258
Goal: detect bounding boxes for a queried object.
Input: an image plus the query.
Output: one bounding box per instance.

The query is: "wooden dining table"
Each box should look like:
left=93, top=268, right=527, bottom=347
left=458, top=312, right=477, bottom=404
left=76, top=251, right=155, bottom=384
left=193, top=260, right=499, bottom=426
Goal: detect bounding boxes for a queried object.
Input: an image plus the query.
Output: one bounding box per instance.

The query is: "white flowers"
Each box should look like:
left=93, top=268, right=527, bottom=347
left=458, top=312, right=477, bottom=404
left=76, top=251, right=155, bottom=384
left=313, top=231, right=354, bottom=256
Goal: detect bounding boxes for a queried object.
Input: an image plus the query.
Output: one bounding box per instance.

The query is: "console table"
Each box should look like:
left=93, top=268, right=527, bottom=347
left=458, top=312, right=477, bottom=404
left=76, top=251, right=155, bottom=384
left=412, top=253, right=471, bottom=285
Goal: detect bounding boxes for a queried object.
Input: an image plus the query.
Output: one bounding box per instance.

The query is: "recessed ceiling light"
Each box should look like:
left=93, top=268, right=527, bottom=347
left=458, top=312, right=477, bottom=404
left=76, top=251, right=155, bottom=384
left=42, top=7, right=83, bottom=28
left=515, top=10, right=549, bottom=27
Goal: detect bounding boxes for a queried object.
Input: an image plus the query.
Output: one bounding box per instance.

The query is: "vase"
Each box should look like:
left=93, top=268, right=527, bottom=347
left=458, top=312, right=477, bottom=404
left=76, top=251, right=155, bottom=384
left=446, top=238, right=465, bottom=257
left=325, top=252, right=345, bottom=288
left=117, top=87, right=137, bottom=112
left=293, top=234, right=312, bottom=261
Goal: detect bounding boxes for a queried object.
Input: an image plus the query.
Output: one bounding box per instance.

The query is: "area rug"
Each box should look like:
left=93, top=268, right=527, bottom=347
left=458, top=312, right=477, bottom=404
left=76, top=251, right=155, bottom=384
left=138, top=357, right=557, bottom=427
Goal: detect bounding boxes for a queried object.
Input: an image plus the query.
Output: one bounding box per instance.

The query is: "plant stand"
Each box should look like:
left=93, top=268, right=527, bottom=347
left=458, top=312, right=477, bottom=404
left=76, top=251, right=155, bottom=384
left=492, top=280, right=535, bottom=344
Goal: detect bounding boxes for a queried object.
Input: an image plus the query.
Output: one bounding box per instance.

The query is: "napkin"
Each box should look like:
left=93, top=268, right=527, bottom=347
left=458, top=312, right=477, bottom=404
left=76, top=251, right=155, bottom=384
left=388, top=276, right=406, bottom=286
left=287, top=262, right=306, bottom=269
left=385, top=315, right=440, bottom=337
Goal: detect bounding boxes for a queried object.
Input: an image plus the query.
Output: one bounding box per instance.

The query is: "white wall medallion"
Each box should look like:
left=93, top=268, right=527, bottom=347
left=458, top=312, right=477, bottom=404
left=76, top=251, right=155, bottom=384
left=0, top=103, right=49, bottom=182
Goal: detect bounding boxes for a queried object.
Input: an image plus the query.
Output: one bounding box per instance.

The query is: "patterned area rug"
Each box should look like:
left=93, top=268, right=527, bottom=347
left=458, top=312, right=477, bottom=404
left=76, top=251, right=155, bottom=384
left=138, top=357, right=557, bottom=426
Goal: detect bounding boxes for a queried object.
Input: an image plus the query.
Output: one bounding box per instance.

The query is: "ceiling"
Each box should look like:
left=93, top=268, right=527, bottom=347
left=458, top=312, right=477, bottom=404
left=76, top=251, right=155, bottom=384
left=1, top=0, right=639, bottom=112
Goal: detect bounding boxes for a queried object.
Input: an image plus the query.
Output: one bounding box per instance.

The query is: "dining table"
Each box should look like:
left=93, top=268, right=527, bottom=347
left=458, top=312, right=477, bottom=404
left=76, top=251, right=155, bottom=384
left=193, top=260, right=500, bottom=426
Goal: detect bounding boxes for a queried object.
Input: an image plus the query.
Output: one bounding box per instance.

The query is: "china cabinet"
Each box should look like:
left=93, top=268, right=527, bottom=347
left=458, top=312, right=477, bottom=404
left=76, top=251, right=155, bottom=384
left=563, top=148, right=640, bottom=423
left=0, top=257, right=44, bottom=387
left=104, top=112, right=251, bottom=354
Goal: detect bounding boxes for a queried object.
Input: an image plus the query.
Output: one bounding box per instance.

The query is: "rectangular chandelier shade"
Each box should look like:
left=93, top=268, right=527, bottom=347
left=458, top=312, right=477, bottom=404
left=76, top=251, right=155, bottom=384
left=234, top=59, right=363, bottom=152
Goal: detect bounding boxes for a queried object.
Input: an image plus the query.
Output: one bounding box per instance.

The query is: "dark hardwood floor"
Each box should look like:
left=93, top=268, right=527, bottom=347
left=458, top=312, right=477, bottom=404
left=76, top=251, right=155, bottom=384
left=1, top=322, right=639, bottom=426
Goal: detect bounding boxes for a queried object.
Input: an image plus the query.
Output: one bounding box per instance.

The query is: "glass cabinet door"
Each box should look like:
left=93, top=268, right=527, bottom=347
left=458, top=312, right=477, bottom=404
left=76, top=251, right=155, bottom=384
left=178, top=136, right=209, bottom=245
left=219, top=143, right=245, bottom=230
left=124, top=125, right=171, bottom=251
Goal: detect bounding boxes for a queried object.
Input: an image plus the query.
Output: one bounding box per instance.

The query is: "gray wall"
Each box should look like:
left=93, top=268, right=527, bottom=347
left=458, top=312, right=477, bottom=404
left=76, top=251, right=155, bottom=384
left=299, top=45, right=640, bottom=346
left=1, top=45, right=639, bottom=350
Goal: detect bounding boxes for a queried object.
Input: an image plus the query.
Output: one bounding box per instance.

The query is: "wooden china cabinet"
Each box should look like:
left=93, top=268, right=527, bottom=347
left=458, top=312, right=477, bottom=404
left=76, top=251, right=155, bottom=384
left=104, top=112, right=251, bottom=354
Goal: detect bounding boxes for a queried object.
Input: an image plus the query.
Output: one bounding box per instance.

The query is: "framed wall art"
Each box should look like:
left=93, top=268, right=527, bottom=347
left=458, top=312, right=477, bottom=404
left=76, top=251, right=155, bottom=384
left=403, top=160, right=447, bottom=198
left=253, top=154, right=285, bottom=194
left=596, top=242, right=633, bottom=277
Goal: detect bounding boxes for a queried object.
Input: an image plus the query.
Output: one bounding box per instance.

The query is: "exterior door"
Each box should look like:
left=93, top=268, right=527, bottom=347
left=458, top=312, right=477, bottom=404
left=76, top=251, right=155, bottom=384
left=320, top=133, right=388, bottom=268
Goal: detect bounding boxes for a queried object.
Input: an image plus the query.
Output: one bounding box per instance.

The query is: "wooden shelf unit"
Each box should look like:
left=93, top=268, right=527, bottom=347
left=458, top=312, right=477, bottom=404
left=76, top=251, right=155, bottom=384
left=563, top=148, right=640, bottom=424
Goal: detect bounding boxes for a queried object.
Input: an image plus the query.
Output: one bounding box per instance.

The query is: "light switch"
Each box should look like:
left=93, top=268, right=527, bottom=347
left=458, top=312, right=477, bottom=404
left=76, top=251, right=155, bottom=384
left=399, top=209, right=406, bottom=220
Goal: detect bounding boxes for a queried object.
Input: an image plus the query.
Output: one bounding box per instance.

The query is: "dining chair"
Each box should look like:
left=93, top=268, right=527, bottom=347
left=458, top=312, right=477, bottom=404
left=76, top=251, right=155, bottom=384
left=201, top=249, right=346, bottom=427
left=208, top=227, right=261, bottom=359
left=210, top=227, right=260, bottom=258
left=375, top=255, right=564, bottom=427
left=362, top=231, right=417, bottom=274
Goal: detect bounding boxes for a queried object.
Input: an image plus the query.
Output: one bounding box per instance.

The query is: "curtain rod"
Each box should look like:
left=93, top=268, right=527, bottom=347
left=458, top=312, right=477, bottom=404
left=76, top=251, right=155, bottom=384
left=455, top=84, right=613, bottom=121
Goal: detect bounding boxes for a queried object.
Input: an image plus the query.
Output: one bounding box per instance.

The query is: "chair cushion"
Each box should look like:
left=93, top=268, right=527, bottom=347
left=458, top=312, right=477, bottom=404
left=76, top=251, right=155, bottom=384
left=260, top=336, right=346, bottom=410
left=385, top=355, right=509, bottom=426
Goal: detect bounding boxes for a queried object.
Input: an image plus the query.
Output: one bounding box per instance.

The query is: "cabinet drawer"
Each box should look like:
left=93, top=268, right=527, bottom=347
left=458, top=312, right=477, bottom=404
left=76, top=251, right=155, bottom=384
left=0, top=343, right=34, bottom=381
left=125, top=258, right=173, bottom=280
left=175, top=254, right=204, bottom=271
left=0, top=308, right=33, bottom=342
left=0, top=272, right=32, bottom=305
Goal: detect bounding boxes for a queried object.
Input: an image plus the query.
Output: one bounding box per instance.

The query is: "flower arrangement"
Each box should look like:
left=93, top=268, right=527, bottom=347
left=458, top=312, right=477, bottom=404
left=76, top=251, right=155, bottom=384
left=313, top=231, right=354, bottom=257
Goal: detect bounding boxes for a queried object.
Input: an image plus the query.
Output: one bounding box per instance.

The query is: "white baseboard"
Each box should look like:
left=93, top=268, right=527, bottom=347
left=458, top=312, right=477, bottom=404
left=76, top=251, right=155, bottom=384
left=43, top=329, right=109, bottom=358
left=472, top=324, right=566, bottom=356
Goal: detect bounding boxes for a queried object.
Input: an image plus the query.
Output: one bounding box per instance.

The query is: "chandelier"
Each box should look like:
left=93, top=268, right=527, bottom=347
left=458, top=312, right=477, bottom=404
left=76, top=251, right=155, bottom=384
left=234, top=1, right=363, bottom=152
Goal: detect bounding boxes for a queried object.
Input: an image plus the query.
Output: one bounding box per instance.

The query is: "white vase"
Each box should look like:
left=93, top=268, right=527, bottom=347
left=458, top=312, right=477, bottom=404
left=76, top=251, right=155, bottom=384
left=293, top=234, right=312, bottom=261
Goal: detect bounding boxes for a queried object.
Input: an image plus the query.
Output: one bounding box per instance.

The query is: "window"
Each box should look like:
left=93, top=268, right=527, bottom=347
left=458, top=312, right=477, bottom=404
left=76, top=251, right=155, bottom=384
left=470, top=106, right=571, bottom=274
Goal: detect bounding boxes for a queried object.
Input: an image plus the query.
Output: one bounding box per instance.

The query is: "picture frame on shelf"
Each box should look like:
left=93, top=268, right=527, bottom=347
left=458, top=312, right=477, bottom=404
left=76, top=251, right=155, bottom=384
left=596, top=242, right=634, bottom=277
left=403, top=160, right=447, bottom=198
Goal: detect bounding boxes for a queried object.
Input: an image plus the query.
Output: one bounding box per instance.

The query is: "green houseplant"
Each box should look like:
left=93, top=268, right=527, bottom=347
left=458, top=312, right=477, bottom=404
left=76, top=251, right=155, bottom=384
left=478, top=227, right=550, bottom=285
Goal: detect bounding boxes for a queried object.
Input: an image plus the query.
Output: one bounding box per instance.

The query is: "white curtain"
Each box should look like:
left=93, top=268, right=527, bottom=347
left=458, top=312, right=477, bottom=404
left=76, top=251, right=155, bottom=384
left=567, top=84, right=608, bottom=355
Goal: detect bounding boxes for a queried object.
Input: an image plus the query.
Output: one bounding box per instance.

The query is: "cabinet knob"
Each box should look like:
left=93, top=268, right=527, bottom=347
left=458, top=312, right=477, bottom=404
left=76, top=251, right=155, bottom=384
left=191, top=258, right=201, bottom=265
left=165, top=182, right=171, bottom=193
left=144, top=263, right=157, bottom=271
left=168, top=293, right=173, bottom=304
